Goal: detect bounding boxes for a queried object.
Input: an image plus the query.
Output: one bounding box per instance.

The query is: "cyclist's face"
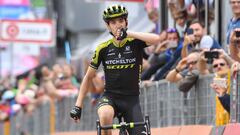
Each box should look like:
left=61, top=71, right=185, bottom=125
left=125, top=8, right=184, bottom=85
left=107, top=17, right=127, bottom=37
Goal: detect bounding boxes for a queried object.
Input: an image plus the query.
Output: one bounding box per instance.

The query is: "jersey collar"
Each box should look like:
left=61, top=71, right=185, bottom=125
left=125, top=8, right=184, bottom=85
left=112, top=38, right=128, bottom=48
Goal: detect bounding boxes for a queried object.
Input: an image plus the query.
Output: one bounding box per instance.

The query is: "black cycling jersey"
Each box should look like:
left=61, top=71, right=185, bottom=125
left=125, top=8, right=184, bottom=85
left=90, top=38, right=147, bottom=95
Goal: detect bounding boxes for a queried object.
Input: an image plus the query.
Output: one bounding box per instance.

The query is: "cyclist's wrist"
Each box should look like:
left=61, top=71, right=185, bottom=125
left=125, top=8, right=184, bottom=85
left=74, top=106, right=82, bottom=109
left=70, top=106, right=82, bottom=120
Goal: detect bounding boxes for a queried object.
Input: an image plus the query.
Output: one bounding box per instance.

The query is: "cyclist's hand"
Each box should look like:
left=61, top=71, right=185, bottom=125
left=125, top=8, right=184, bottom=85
left=117, top=28, right=127, bottom=40
left=70, top=106, right=82, bottom=122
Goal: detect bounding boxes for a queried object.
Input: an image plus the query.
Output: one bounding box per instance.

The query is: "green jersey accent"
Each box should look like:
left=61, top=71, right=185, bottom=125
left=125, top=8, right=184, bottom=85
left=90, top=38, right=147, bottom=95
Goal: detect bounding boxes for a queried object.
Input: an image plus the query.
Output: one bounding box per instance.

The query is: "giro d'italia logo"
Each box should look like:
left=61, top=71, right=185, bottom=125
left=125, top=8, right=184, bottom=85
left=6, top=24, right=19, bottom=38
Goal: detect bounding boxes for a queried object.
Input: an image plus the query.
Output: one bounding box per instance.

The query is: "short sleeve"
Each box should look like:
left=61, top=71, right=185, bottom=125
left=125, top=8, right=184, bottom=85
left=90, top=45, right=104, bottom=69
left=134, top=39, right=148, bottom=49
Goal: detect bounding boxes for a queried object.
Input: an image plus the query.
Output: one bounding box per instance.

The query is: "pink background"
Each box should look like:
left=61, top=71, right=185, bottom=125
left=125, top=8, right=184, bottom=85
left=0, top=0, right=30, bottom=6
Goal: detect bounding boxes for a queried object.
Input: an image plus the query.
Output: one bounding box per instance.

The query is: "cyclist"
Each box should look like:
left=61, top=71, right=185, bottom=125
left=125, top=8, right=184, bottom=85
left=70, top=5, right=159, bottom=135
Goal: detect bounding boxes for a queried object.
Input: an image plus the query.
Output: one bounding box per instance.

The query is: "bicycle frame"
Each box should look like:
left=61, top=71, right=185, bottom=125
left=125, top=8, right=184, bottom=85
left=96, top=115, right=151, bottom=135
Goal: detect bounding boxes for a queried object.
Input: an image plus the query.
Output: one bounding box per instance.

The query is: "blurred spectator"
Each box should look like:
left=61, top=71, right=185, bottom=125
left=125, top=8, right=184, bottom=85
left=0, top=75, right=23, bottom=121
left=166, top=51, right=200, bottom=92
left=227, top=0, right=240, bottom=47
left=145, top=0, right=159, bottom=33
left=181, top=20, right=221, bottom=58
left=228, top=0, right=240, bottom=62
left=197, top=49, right=232, bottom=126
left=187, top=0, right=215, bottom=25
left=142, top=28, right=183, bottom=80
left=41, top=64, right=78, bottom=100
left=173, top=10, right=190, bottom=38
left=168, top=0, right=190, bottom=38
left=198, top=49, right=234, bottom=75
left=211, top=84, right=230, bottom=113
left=0, top=90, right=20, bottom=121
left=168, top=0, right=186, bottom=16
left=229, top=28, right=240, bottom=62
left=15, top=79, right=37, bottom=113
left=147, top=8, right=159, bottom=24
left=168, top=0, right=215, bottom=25
left=55, top=64, right=79, bottom=89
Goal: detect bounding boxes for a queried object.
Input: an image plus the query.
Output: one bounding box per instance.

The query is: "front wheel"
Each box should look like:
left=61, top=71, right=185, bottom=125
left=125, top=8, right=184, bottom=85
left=145, top=115, right=151, bottom=135
left=96, top=120, right=101, bottom=135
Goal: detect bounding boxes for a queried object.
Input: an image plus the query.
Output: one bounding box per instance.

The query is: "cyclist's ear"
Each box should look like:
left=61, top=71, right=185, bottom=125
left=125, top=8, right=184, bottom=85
left=105, top=23, right=111, bottom=30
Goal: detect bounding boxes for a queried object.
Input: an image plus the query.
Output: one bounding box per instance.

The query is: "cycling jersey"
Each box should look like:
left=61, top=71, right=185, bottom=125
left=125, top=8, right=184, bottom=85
left=90, top=38, right=147, bottom=95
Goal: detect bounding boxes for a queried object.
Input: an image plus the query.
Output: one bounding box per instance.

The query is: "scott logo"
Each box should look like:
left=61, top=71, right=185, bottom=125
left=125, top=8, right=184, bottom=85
left=106, top=64, right=135, bottom=69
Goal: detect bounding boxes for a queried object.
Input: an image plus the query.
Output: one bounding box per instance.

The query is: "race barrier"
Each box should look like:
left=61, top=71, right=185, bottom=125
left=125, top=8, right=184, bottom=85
left=1, top=74, right=240, bottom=135
left=52, top=125, right=240, bottom=135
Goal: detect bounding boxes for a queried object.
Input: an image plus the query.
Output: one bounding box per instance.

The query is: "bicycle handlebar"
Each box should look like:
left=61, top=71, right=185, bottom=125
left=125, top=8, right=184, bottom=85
left=100, top=121, right=146, bottom=130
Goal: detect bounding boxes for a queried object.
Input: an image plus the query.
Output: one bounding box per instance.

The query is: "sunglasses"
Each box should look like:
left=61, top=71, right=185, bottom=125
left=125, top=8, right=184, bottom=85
left=213, top=63, right=226, bottom=68
left=166, top=28, right=177, bottom=33
left=187, top=61, right=198, bottom=67
left=175, top=15, right=185, bottom=20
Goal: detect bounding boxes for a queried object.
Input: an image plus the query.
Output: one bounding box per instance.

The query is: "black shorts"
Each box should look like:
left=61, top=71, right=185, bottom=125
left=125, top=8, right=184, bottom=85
left=97, top=92, right=146, bottom=135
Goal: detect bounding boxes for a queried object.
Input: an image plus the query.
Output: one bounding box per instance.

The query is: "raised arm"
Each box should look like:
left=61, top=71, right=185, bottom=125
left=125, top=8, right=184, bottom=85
left=229, top=43, right=240, bottom=62
left=198, top=51, right=209, bottom=75
left=166, top=58, right=187, bottom=82
left=181, top=35, right=194, bottom=58
left=229, top=29, right=240, bottom=62
left=127, top=31, right=160, bottom=45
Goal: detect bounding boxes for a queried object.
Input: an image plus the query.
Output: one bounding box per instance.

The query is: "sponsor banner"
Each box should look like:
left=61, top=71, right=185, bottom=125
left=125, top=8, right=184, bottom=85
left=0, top=19, right=54, bottom=45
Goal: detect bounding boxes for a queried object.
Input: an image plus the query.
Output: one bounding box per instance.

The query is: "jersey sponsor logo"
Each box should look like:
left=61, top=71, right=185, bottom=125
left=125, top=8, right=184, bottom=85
left=123, top=46, right=132, bottom=54
left=108, top=48, right=115, bottom=53
left=118, top=53, right=121, bottom=58
left=107, top=52, right=115, bottom=56
left=106, top=64, right=135, bottom=69
left=105, top=58, right=136, bottom=65
left=125, top=46, right=130, bottom=51
left=123, top=51, right=132, bottom=54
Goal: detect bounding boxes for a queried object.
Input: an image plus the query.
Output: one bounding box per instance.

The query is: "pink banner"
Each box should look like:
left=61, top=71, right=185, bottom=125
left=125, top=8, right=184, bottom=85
left=118, top=0, right=144, bottom=2
left=145, top=0, right=159, bottom=12
left=0, top=0, right=30, bottom=6
left=86, top=0, right=144, bottom=2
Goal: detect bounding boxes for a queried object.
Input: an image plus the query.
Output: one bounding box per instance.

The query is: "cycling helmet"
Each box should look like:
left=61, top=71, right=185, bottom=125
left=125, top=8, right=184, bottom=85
left=103, top=5, right=128, bottom=22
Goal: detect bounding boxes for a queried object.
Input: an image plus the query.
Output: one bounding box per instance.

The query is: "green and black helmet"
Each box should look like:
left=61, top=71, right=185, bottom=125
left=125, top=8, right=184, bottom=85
left=103, top=5, right=128, bottom=22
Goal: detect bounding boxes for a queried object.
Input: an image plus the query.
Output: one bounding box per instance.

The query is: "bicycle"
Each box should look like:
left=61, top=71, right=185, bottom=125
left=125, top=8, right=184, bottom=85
left=96, top=113, right=151, bottom=135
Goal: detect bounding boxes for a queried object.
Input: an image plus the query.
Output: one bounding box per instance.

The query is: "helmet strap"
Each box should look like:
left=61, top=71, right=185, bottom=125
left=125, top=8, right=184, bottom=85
left=109, top=31, right=114, bottom=37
